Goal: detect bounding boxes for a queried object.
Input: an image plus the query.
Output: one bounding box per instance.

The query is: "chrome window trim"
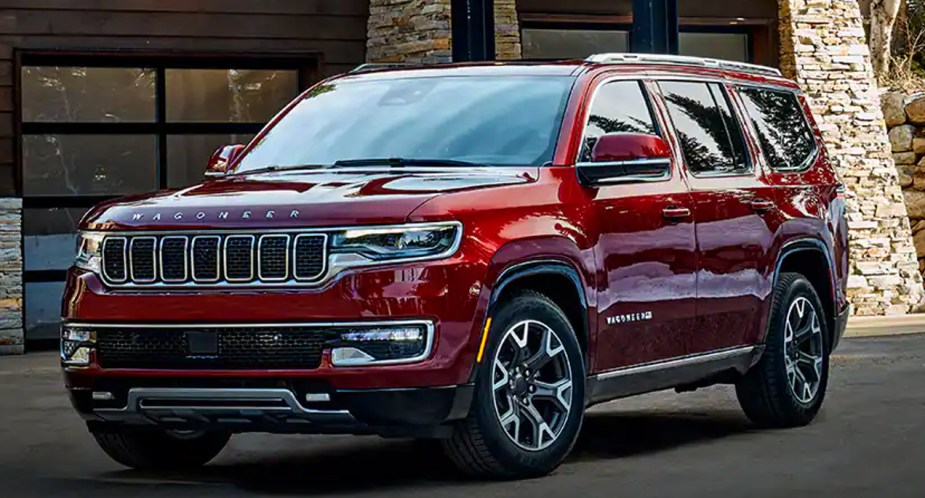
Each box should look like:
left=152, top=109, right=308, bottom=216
left=191, top=235, right=222, bottom=283
left=292, top=233, right=328, bottom=282
left=257, top=234, right=291, bottom=282
left=223, top=234, right=256, bottom=283
left=128, top=236, right=157, bottom=283
left=101, top=237, right=128, bottom=284
left=63, top=319, right=436, bottom=367
left=158, top=236, right=189, bottom=283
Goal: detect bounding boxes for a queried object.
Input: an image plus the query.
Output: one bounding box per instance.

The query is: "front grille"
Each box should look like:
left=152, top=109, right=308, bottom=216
left=95, top=326, right=335, bottom=369
left=100, top=232, right=327, bottom=287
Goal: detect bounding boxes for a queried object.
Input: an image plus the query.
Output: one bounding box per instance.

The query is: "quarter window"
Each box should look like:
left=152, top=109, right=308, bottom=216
left=660, top=81, right=749, bottom=175
left=738, top=87, right=816, bottom=171
left=580, top=80, right=657, bottom=163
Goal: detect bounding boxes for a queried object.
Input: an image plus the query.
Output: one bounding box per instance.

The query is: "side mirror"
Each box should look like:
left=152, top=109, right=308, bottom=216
left=577, top=133, right=672, bottom=186
left=206, top=144, right=246, bottom=178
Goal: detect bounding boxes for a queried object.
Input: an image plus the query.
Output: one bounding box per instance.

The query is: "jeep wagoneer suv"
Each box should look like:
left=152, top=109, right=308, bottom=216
left=62, top=53, right=849, bottom=479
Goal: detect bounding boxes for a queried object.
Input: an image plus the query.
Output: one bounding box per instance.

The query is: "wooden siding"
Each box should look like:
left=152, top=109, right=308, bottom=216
left=0, top=0, right=370, bottom=195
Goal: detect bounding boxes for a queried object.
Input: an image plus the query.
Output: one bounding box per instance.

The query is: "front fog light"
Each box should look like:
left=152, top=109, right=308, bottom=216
left=61, top=327, right=96, bottom=366
left=331, top=324, right=432, bottom=366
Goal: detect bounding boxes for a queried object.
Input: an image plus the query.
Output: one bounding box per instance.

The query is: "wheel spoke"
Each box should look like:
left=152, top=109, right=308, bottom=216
left=492, top=358, right=510, bottom=392
left=533, top=378, right=572, bottom=412
left=499, top=405, right=521, bottom=440
left=796, top=351, right=822, bottom=383
left=521, top=401, right=556, bottom=449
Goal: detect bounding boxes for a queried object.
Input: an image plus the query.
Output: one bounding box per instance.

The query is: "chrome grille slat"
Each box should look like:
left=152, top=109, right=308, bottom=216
left=224, top=235, right=255, bottom=282
left=101, top=232, right=329, bottom=287
left=191, top=236, right=221, bottom=283
left=160, top=236, right=189, bottom=282
left=258, top=235, right=290, bottom=281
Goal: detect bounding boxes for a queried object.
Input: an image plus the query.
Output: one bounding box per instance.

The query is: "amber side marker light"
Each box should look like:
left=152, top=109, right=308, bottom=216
left=476, top=317, right=493, bottom=363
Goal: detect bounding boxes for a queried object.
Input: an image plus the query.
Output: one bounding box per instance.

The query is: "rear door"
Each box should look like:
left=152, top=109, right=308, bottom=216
left=654, top=80, right=777, bottom=355
left=582, top=78, right=698, bottom=372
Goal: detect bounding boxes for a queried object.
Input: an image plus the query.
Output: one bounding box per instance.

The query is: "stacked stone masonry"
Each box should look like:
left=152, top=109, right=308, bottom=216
left=367, top=0, right=522, bottom=64
left=882, top=91, right=925, bottom=284
left=779, top=0, right=923, bottom=315
left=0, top=198, right=22, bottom=355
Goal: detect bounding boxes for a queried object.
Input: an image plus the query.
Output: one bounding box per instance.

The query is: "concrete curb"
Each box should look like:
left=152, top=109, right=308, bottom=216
left=845, top=314, right=925, bottom=338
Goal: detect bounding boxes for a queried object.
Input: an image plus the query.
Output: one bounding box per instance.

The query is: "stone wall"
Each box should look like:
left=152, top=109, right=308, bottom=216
left=779, top=0, right=923, bottom=315
left=366, top=0, right=522, bottom=63
left=367, top=0, right=453, bottom=64
left=494, top=0, right=523, bottom=60
left=883, top=91, right=925, bottom=284
left=0, top=198, right=23, bottom=355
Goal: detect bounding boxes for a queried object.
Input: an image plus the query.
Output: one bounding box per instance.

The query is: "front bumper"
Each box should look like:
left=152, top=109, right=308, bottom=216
left=75, top=384, right=473, bottom=438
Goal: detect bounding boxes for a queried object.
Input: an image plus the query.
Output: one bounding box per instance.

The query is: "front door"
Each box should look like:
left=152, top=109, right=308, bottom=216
left=582, top=79, right=698, bottom=372
left=655, top=80, right=776, bottom=355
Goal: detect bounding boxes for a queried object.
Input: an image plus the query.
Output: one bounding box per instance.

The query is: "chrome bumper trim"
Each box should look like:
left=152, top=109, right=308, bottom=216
left=95, top=388, right=356, bottom=425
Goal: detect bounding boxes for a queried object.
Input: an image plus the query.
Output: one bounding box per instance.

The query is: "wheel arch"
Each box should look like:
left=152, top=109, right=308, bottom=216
left=487, top=260, right=591, bottom=367
left=771, top=238, right=837, bottom=347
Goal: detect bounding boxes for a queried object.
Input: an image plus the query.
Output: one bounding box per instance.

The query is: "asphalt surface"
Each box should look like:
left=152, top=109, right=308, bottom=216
left=2, top=335, right=925, bottom=497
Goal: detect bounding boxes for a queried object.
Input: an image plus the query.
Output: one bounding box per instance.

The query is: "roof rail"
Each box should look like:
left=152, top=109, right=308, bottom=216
left=349, top=62, right=418, bottom=74
left=585, top=53, right=782, bottom=77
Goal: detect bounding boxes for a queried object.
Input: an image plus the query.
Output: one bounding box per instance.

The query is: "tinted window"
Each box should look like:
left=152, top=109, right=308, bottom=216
left=660, top=81, right=749, bottom=175
left=237, top=76, right=573, bottom=170
left=580, top=81, right=657, bottom=163
left=739, top=87, right=816, bottom=170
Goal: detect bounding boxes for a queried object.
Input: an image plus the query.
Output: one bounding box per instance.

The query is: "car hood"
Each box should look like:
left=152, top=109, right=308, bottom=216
left=81, top=167, right=537, bottom=230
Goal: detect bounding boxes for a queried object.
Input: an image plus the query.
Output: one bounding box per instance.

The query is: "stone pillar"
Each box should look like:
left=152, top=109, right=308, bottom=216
left=367, top=0, right=453, bottom=64
left=366, top=0, right=523, bottom=63
left=779, top=0, right=923, bottom=315
left=494, top=0, right=523, bottom=60
left=0, top=198, right=23, bottom=354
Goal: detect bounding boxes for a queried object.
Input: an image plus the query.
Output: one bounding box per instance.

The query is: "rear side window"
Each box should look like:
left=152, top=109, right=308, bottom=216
left=660, top=81, right=749, bottom=175
left=580, top=80, right=658, bottom=163
left=738, top=87, right=816, bottom=171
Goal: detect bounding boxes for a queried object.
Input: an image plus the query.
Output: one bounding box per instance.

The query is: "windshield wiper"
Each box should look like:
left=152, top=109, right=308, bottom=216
left=332, top=158, right=487, bottom=168
left=237, top=164, right=329, bottom=175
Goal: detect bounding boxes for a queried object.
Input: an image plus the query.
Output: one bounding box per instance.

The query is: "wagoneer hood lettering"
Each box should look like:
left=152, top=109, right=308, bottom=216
left=81, top=168, right=535, bottom=230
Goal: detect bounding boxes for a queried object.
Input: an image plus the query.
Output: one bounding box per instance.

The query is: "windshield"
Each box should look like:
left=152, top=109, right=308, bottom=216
left=235, top=75, right=574, bottom=172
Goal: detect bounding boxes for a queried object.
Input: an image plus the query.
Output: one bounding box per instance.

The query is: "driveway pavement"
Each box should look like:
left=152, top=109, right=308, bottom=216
left=2, top=335, right=924, bottom=497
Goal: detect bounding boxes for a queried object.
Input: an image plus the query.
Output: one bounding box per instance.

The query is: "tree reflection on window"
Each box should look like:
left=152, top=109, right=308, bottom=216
left=739, top=88, right=815, bottom=170
left=580, top=81, right=657, bottom=162
left=661, top=82, right=748, bottom=175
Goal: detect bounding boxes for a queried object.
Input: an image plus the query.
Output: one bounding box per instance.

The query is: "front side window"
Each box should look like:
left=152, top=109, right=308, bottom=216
left=579, top=80, right=657, bottom=163
left=738, top=87, right=816, bottom=171
left=660, top=81, right=749, bottom=175
left=236, top=75, right=574, bottom=171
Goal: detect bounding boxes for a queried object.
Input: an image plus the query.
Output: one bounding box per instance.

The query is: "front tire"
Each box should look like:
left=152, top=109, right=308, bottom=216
left=92, top=429, right=231, bottom=471
left=442, top=290, right=586, bottom=479
left=736, top=272, right=830, bottom=428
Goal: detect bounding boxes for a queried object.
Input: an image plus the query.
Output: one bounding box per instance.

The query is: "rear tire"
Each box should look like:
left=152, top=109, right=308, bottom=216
left=92, top=429, right=231, bottom=471
left=442, top=290, right=585, bottom=479
left=735, top=272, right=830, bottom=428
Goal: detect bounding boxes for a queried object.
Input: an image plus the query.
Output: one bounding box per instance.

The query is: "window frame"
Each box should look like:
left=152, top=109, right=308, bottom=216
left=656, top=79, right=754, bottom=179
left=575, top=75, right=671, bottom=185
left=735, top=83, right=819, bottom=173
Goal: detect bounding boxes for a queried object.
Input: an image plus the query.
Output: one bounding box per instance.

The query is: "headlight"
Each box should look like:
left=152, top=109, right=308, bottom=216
left=74, top=231, right=105, bottom=272
left=329, top=222, right=461, bottom=262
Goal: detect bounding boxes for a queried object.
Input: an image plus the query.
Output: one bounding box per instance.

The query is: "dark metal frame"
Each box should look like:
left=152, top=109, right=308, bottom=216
left=15, top=50, right=320, bottom=298
left=451, top=0, right=496, bottom=61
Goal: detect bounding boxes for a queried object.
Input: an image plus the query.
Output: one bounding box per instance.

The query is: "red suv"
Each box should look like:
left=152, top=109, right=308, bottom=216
left=62, top=53, right=849, bottom=479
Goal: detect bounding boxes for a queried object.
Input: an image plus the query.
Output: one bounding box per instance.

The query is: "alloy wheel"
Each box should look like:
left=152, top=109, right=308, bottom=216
left=783, top=296, right=825, bottom=404
left=490, top=319, right=574, bottom=452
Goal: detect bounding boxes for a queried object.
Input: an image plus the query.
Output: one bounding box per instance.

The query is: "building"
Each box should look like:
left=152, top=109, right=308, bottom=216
left=0, top=0, right=916, bottom=354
